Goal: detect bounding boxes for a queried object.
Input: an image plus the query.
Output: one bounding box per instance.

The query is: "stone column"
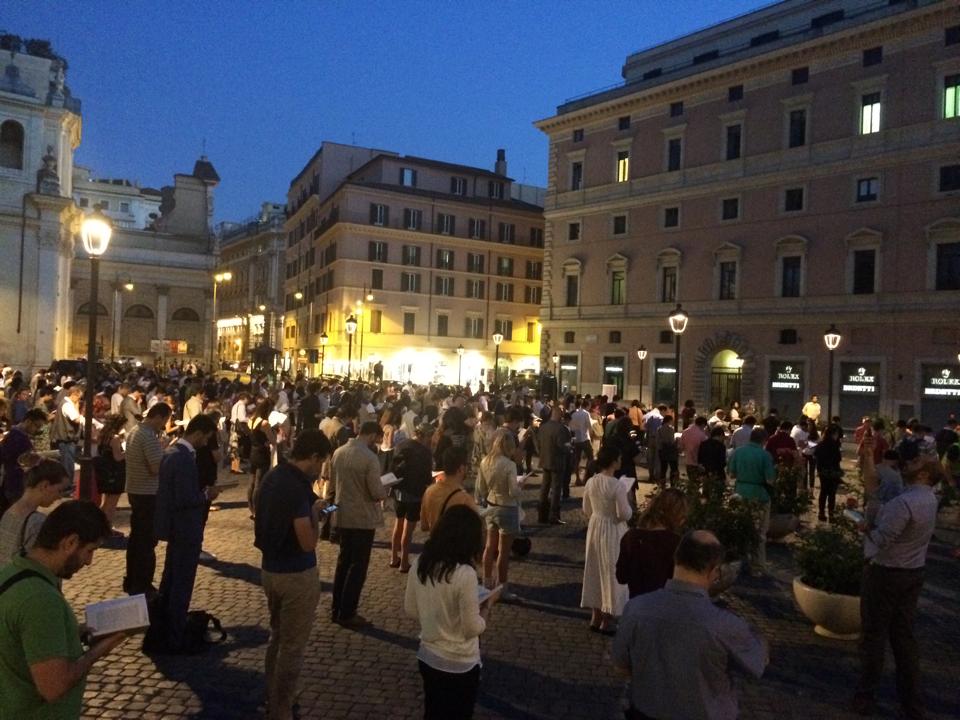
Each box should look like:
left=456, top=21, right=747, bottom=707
left=156, top=285, right=169, bottom=366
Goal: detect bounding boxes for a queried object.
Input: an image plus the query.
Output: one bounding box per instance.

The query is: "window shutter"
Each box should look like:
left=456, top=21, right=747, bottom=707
left=369, top=203, right=377, bottom=224
left=383, top=206, right=389, bottom=226
left=449, top=216, right=456, bottom=235
left=469, top=218, right=476, bottom=238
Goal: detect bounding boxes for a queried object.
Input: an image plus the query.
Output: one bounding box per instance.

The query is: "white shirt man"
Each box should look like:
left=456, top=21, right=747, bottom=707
left=730, top=419, right=756, bottom=450
left=568, top=405, right=591, bottom=445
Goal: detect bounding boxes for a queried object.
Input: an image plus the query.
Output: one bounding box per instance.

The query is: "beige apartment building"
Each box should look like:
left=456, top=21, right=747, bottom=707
left=536, top=0, right=960, bottom=426
left=282, top=142, right=545, bottom=385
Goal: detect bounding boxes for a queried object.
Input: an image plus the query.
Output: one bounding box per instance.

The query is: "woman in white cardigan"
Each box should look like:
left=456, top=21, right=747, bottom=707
left=404, top=505, right=500, bottom=720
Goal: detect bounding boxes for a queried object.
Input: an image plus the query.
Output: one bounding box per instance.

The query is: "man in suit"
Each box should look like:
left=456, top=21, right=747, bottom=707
left=537, top=405, right=569, bottom=525
left=153, top=414, right=218, bottom=653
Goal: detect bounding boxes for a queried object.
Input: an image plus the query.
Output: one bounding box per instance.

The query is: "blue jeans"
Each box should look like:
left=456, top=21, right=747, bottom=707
left=56, top=441, right=77, bottom=487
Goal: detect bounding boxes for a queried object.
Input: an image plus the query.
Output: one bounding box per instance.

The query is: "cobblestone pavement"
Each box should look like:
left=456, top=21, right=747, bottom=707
left=65, top=464, right=960, bottom=720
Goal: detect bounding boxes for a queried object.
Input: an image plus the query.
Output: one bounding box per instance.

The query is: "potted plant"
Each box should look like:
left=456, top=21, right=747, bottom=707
left=767, top=464, right=812, bottom=540
left=792, top=518, right=863, bottom=639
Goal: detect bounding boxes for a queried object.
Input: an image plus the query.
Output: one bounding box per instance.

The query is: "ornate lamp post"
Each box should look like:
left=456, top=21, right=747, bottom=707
left=345, top=314, right=358, bottom=382
left=668, top=304, right=689, bottom=416
left=552, top=351, right=560, bottom=400
left=456, top=344, right=464, bottom=386
left=636, top=345, right=647, bottom=406
left=733, top=355, right=745, bottom=406
left=79, top=209, right=112, bottom=500
left=492, top=332, right=504, bottom=388
left=319, top=332, right=328, bottom=378
left=210, top=271, right=232, bottom=371
left=823, top=325, right=842, bottom=425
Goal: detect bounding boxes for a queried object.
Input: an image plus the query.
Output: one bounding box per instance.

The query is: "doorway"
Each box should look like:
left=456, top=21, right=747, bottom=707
left=710, top=350, right=742, bottom=412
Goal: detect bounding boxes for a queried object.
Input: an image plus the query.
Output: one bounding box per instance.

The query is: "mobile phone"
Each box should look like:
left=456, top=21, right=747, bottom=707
left=320, top=504, right=338, bottom=515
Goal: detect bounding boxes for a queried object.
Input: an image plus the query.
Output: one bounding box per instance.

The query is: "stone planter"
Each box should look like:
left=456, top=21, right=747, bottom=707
left=934, top=505, right=960, bottom=547
left=792, top=576, right=861, bottom=640
left=709, top=560, right=742, bottom=597
left=767, top=513, right=799, bottom=541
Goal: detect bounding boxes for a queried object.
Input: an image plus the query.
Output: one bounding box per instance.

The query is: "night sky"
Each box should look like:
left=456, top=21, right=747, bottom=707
left=3, top=0, right=769, bottom=222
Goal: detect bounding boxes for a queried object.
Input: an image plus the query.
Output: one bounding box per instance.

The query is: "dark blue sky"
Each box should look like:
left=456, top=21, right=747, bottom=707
left=4, top=1, right=769, bottom=222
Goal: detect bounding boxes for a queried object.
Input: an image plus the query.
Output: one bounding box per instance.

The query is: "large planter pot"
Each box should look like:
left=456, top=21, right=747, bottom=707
left=934, top=505, right=960, bottom=547
left=767, top=513, right=799, bottom=541
left=709, top=560, right=742, bottom=597
left=792, top=576, right=861, bottom=640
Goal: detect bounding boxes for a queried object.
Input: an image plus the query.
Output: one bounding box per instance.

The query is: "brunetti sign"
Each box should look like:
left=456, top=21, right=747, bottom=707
left=841, top=363, right=879, bottom=395
left=923, top=366, right=960, bottom=397
left=770, top=363, right=802, bottom=391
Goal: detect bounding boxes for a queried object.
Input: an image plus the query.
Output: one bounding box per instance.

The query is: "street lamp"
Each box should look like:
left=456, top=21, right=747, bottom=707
left=636, top=345, right=647, bottom=406
left=824, top=324, right=842, bottom=426
left=668, top=304, right=689, bottom=416
left=210, top=271, right=232, bottom=371
left=79, top=209, right=112, bottom=501
left=733, top=355, right=745, bottom=406
left=551, top=352, right=560, bottom=401
left=319, top=332, right=328, bottom=378
left=457, top=344, right=464, bottom=386
left=492, top=332, right=504, bottom=388
left=345, top=314, right=358, bottom=382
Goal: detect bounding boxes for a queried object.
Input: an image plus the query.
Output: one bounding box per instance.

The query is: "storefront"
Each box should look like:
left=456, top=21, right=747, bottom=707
left=654, top=358, right=677, bottom=407
left=920, top=363, right=960, bottom=426
left=768, top=361, right=805, bottom=420
left=602, top=355, right=625, bottom=398
left=839, top=362, right=881, bottom=429
left=558, top=354, right=580, bottom=394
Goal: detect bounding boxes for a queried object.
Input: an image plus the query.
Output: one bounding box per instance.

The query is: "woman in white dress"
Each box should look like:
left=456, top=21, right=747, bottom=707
left=581, top=445, right=632, bottom=635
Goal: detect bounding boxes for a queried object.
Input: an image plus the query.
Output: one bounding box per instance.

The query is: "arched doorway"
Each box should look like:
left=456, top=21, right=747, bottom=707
left=709, top=349, right=742, bottom=412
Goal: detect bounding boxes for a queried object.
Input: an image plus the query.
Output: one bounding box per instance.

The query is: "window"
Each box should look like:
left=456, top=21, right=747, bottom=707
left=719, top=261, right=737, bottom=300
left=609, top=331, right=622, bottom=344
left=781, top=256, right=802, bottom=297
left=860, top=92, right=881, bottom=135
left=436, top=249, right=454, bottom=269
left=402, top=245, right=421, bottom=266
left=526, top=322, right=537, bottom=342
left=779, top=329, right=798, bottom=344
left=403, top=208, right=422, bottom=230
left=368, top=241, right=388, bottom=262
left=450, top=176, right=467, bottom=195
left=498, top=223, right=515, bottom=244
left=494, top=319, right=513, bottom=340
left=940, top=165, right=960, bottom=192
left=403, top=312, right=416, bottom=335
left=856, top=177, right=879, bottom=202
left=573, top=128, right=584, bottom=142
left=792, top=67, right=809, bottom=85
left=496, top=257, right=514, bottom=276
left=670, top=101, right=684, bottom=117
left=571, top=161, right=583, bottom=190
left=568, top=221, right=581, bottom=242
left=488, top=181, right=504, bottom=199
left=784, top=187, right=804, bottom=212
left=725, top=124, right=742, bottom=160
left=525, top=260, right=542, bottom=280
left=466, top=279, right=485, bottom=299
left=610, top=270, right=625, bottom=305
left=467, top=253, right=485, bottom=274
left=618, top=115, right=631, bottom=130
left=437, top=213, right=455, bottom=235
left=437, top=314, right=449, bottom=337
left=936, top=242, right=960, bottom=290
left=0, top=120, right=24, bottom=169
left=663, top=207, right=679, bottom=228
left=400, top=168, right=417, bottom=187
left=401, top=272, right=421, bottom=293
left=661, top=266, right=677, bottom=303
left=728, top=85, right=743, bottom=102
left=667, top=138, right=682, bottom=171
left=565, top=274, right=579, bottom=307
left=524, top=285, right=542, bottom=304
left=659, top=330, right=672, bottom=344
left=435, top=276, right=455, bottom=296
left=78, top=197, right=89, bottom=208
left=371, top=268, right=383, bottom=290
left=529, top=227, right=544, bottom=247
left=613, top=215, right=627, bottom=235
left=721, top=197, right=740, bottom=220
left=947, top=25, right=960, bottom=46
left=170, top=307, right=197, bottom=321
left=862, top=46, right=882, bottom=67
left=564, top=331, right=576, bottom=343
left=788, top=109, right=807, bottom=148
left=852, top=249, right=876, bottom=295
left=464, top=317, right=484, bottom=338
left=370, top=309, right=382, bottom=334
left=495, top=283, right=514, bottom=302
left=126, top=304, right=155, bottom=319
left=468, top=218, right=486, bottom=240
left=616, top=151, right=630, bottom=183
left=119, top=202, right=131, bottom=213
left=944, top=74, right=960, bottom=119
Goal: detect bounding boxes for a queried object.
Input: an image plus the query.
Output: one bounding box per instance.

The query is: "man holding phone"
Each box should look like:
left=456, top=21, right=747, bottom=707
left=255, top=429, right=333, bottom=720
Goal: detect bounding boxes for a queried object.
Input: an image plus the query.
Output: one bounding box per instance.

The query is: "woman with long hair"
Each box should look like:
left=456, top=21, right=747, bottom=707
left=95, top=413, right=127, bottom=533
left=0, top=456, right=69, bottom=561
left=476, top=428, right=522, bottom=600
left=247, top=397, right=276, bottom=517
left=814, top=425, right=843, bottom=522
left=581, top=445, right=632, bottom=634
left=616, top=488, right=688, bottom=598
left=404, top=505, right=498, bottom=720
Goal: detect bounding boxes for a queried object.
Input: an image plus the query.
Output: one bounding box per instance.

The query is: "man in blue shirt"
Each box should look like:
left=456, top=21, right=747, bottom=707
left=255, top=430, right=332, bottom=720
left=728, top=428, right=775, bottom=575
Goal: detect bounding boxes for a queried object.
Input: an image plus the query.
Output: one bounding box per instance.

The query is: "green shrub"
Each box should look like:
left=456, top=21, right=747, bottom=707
left=769, top=465, right=813, bottom=516
left=680, top=475, right=762, bottom=562
left=794, top=518, right=863, bottom=596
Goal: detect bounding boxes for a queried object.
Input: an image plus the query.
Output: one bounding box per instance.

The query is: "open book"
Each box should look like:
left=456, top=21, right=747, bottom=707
left=380, top=472, right=403, bottom=487
left=84, top=594, right=150, bottom=638
left=478, top=584, right=503, bottom=604
left=268, top=410, right=288, bottom=427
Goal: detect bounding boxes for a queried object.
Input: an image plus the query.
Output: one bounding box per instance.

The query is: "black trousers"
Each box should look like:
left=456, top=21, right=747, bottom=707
left=158, top=537, right=202, bottom=650
left=125, top=493, right=158, bottom=594
left=538, top=469, right=562, bottom=522
left=331, top=528, right=375, bottom=621
left=418, top=660, right=480, bottom=720
left=857, top=564, right=925, bottom=718
left=818, top=473, right=841, bottom=518
left=572, top=440, right=593, bottom=482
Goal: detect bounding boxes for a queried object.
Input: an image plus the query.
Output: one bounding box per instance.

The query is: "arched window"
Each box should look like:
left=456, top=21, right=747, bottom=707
left=171, top=307, right=200, bottom=322
left=125, top=304, right=154, bottom=319
left=77, top=302, right=108, bottom=316
left=0, top=120, right=24, bottom=170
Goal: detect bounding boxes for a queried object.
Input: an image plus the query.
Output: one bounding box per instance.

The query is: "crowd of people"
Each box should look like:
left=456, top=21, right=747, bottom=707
left=0, top=360, right=956, bottom=719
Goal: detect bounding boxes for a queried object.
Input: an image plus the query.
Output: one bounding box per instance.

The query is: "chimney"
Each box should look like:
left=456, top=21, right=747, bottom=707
left=495, top=148, right=507, bottom=176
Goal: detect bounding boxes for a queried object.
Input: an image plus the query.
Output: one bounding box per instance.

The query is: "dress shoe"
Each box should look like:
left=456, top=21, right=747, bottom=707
left=336, top=614, right=371, bottom=629
left=549, top=519, right=566, bottom=526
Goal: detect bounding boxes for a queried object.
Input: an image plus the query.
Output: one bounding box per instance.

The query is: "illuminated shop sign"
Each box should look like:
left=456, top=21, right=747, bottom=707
left=841, top=363, right=879, bottom=395
left=769, top=362, right=802, bottom=391
left=922, top=365, right=960, bottom=397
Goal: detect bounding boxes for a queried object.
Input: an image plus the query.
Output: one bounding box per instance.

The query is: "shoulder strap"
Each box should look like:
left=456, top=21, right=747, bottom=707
left=439, top=487, right=463, bottom=516
left=0, top=568, right=53, bottom=596
left=18, top=511, right=39, bottom=554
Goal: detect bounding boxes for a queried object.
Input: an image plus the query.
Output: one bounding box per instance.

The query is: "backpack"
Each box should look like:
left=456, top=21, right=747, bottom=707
left=142, top=595, right=226, bottom=655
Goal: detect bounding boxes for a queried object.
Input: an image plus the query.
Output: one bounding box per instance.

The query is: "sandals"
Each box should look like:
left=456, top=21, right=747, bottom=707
left=388, top=559, right=401, bottom=569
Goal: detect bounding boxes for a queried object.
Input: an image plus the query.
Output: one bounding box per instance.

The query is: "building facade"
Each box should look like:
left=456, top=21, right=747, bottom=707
left=282, top=142, right=545, bottom=386
left=72, top=166, right=162, bottom=230
left=536, top=0, right=960, bottom=426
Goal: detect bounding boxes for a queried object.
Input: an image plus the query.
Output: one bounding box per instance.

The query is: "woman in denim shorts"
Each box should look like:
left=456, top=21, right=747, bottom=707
left=476, top=429, right=523, bottom=601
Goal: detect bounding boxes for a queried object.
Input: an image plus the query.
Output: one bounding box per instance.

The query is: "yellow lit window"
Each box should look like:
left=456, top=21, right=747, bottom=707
left=860, top=92, right=881, bottom=135
left=616, top=151, right=629, bottom=183
left=945, top=74, right=960, bottom=119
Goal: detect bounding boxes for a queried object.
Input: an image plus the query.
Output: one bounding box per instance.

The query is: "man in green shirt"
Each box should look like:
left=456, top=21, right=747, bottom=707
left=728, top=428, right=775, bottom=576
left=0, top=501, right=128, bottom=719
